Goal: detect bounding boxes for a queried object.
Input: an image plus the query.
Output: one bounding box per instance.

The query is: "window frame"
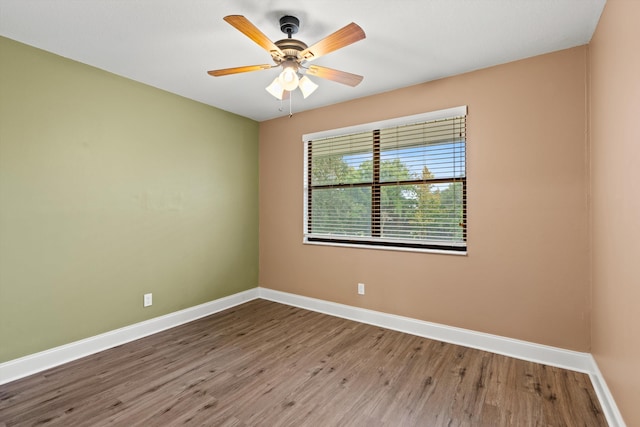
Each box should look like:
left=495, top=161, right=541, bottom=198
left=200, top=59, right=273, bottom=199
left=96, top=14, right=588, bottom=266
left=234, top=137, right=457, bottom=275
left=303, top=106, right=467, bottom=254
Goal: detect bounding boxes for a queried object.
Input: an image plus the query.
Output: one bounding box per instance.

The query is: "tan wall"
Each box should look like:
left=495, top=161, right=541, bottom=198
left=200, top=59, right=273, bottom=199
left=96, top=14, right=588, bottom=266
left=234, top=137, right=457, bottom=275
left=260, top=46, right=590, bottom=351
left=589, top=1, right=640, bottom=425
left=0, top=37, right=259, bottom=362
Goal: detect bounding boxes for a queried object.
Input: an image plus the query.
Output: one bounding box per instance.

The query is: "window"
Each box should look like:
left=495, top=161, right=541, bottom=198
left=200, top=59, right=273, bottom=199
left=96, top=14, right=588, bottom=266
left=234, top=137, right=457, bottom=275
left=303, top=106, right=467, bottom=252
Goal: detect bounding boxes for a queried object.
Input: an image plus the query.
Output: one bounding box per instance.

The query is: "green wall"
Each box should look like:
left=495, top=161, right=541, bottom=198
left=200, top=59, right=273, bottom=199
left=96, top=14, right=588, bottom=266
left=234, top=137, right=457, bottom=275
left=0, top=37, right=259, bottom=362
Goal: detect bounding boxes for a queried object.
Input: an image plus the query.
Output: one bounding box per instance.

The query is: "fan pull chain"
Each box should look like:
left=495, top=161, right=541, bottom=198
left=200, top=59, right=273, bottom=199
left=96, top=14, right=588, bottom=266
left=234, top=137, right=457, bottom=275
left=289, top=93, right=293, bottom=118
left=277, top=93, right=294, bottom=117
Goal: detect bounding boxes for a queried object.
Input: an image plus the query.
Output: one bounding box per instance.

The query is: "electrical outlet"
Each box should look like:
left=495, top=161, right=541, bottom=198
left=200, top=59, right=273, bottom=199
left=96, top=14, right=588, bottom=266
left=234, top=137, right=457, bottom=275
left=358, top=283, right=365, bottom=295
left=143, top=293, right=153, bottom=307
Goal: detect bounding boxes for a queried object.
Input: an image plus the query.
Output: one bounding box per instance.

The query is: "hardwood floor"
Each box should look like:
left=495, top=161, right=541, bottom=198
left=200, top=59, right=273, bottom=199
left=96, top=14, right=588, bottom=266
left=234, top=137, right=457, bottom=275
left=0, top=299, right=606, bottom=426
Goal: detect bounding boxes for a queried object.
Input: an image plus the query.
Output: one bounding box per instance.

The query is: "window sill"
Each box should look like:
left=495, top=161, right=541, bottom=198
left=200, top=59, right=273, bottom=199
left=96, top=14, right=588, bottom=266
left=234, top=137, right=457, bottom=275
left=303, top=239, right=467, bottom=256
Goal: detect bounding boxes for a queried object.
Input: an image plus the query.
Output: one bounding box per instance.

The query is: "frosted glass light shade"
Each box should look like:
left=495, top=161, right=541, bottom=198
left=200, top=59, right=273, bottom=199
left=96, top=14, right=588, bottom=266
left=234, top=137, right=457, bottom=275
left=278, top=63, right=299, bottom=91
left=298, top=76, right=318, bottom=98
left=265, top=77, right=285, bottom=100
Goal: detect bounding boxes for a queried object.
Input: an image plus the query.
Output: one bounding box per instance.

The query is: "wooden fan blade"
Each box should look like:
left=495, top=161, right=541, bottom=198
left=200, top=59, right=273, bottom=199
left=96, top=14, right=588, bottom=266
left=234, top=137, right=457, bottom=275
left=300, top=22, right=365, bottom=62
left=306, top=65, right=364, bottom=87
left=207, top=64, right=274, bottom=77
left=224, top=15, right=284, bottom=58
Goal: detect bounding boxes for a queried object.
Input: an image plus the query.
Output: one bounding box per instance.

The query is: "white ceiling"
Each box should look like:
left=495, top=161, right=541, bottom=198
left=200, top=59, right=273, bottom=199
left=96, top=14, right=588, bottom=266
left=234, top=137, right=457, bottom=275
left=0, top=0, right=605, bottom=122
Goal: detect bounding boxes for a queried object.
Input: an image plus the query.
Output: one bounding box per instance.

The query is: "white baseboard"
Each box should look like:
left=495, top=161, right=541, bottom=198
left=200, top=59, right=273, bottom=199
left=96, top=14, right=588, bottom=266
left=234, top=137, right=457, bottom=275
left=0, top=286, right=624, bottom=426
left=587, top=355, right=627, bottom=427
left=0, top=288, right=259, bottom=385
left=257, top=287, right=625, bottom=427
left=257, top=288, right=592, bottom=371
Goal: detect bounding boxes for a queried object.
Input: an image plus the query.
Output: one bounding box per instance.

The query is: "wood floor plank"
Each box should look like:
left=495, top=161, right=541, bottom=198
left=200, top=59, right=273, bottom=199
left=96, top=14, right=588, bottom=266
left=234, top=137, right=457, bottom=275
left=0, top=299, right=607, bottom=426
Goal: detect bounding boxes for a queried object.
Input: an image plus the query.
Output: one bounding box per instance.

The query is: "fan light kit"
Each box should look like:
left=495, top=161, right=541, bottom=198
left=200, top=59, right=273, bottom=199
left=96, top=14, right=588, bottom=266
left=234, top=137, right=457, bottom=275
left=208, top=15, right=366, bottom=103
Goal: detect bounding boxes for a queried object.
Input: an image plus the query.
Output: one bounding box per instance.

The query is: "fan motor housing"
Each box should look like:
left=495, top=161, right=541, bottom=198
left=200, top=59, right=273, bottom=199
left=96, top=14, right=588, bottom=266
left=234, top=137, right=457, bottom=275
left=275, top=39, right=307, bottom=51
left=275, top=38, right=308, bottom=60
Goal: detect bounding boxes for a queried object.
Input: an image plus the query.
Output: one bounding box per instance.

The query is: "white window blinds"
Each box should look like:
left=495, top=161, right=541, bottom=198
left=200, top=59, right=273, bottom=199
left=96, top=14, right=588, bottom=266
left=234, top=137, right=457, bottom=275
left=304, top=106, right=467, bottom=252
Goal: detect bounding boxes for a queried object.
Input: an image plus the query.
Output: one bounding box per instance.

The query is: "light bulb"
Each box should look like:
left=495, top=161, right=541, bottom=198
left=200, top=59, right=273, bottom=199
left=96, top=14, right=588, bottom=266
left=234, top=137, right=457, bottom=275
left=278, top=62, right=299, bottom=91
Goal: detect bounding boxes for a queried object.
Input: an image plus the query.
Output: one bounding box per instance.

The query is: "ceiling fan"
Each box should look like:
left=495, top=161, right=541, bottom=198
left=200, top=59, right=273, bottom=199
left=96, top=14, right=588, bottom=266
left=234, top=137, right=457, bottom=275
left=207, top=15, right=366, bottom=100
